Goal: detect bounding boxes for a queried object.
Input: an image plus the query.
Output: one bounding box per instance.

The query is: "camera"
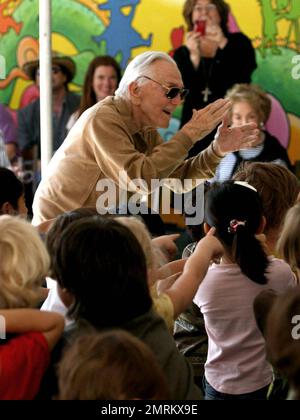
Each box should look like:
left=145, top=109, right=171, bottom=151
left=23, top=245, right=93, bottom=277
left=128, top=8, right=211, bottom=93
left=194, top=20, right=206, bottom=36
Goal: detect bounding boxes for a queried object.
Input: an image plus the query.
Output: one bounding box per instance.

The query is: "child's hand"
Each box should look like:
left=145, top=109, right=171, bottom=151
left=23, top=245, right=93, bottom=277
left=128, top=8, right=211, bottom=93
left=196, top=227, right=224, bottom=264
left=152, top=234, right=180, bottom=261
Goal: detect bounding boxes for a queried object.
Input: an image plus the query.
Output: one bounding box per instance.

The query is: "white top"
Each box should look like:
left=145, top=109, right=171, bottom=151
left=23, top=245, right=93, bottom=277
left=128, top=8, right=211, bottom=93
left=193, top=257, right=296, bottom=394
left=41, top=277, right=72, bottom=327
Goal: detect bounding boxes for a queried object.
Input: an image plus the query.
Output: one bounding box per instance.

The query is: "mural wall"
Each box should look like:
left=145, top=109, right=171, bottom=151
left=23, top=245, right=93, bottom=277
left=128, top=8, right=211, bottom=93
left=0, top=0, right=299, bottom=163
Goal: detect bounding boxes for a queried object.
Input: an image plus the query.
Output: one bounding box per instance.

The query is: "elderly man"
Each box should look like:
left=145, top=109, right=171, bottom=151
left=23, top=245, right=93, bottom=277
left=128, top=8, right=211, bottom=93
left=32, top=51, right=258, bottom=225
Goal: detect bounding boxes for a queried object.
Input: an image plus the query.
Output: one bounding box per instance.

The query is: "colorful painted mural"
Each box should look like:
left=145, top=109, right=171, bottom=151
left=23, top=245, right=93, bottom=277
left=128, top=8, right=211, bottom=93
left=0, top=0, right=299, bottom=163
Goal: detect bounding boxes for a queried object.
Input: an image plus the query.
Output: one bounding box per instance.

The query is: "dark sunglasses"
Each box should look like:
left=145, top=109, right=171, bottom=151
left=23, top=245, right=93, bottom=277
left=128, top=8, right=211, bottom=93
left=140, top=75, right=189, bottom=101
left=36, top=66, right=62, bottom=76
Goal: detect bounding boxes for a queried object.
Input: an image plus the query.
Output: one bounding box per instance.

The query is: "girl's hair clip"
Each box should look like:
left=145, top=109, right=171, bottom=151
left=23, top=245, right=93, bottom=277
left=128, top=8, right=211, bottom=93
left=234, top=181, right=257, bottom=192
left=228, top=219, right=246, bottom=234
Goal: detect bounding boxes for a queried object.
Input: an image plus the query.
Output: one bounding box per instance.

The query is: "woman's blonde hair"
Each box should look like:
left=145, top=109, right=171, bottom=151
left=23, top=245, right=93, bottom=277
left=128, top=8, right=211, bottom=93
left=277, top=203, right=300, bottom=271
left=226, top=83, right=272, bottom=124
left=0, top=215, right=50, bottom=308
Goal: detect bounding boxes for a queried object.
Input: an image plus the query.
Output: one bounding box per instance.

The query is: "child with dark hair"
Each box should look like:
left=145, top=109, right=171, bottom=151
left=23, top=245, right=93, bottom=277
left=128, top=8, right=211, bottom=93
left=0, top=167, right=27, bottom=216
left=42, top=209, right=182, bottom=322
left=57, top=330, right=169, bottom=400
left=41, top=208, right=99, bottom=322
left=41, top=216, right=202, bottom=400
left=54, top=217, right=152, bottom=326
left=193, top=180, right=295, bottom=400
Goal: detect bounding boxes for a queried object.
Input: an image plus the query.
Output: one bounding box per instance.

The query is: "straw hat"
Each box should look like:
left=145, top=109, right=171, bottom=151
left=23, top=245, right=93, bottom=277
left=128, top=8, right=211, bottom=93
left=23, top=53, right=76, bottom=83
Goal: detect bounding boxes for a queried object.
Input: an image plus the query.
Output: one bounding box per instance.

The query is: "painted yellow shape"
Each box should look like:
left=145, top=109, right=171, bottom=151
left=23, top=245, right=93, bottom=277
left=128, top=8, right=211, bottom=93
left=52, top=33, right=78, bottom=56
left=228, top=0, right=262, bottom=38
left=132, top=0, right=183, bottom=55
left=288, top=114, right=300, bottom=164
left=68, top=82, right=81, bottom=93
left=9, top=78, right=32, bottom=110
left=2, top=0, right=21, bottom=16
left=121, top=6, right=133, bottom=16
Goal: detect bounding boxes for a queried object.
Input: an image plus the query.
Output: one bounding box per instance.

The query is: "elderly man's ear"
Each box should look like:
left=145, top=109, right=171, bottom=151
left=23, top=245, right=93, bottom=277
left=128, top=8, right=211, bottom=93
left=128, top=81, right=142, bottom=105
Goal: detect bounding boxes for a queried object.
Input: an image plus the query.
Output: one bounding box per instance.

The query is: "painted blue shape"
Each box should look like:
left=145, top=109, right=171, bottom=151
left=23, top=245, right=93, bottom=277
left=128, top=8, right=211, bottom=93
left=158, top=117, right=181, bottom=142
left=92, top=0, right=152, bottom=68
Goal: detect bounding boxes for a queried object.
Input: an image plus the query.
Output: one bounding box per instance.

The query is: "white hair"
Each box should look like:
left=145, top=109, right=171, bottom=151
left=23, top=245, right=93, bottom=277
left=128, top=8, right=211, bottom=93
left=115, top=51, right=178, bottom=98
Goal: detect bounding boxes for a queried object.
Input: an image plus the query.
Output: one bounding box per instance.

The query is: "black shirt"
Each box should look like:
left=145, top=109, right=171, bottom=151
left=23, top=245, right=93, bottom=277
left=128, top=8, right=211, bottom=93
left=174, top=33, right=257, bottom=155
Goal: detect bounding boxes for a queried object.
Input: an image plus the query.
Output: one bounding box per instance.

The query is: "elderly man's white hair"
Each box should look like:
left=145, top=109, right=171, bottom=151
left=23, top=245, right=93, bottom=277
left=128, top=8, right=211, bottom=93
left=115, top=51, right=177, bottom=98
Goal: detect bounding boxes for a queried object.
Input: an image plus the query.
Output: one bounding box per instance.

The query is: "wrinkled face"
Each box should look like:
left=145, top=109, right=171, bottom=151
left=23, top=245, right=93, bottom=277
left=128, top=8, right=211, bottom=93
left=133, top=60, right=184, bottom=129
left=231, top=100, right=260, bottom=127
left=92, top=65, right=119, bottom=101
left=192, top=0, right=221, bottom=26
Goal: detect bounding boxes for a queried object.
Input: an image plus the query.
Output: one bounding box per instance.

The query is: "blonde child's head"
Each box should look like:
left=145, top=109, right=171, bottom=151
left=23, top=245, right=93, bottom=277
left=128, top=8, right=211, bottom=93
left=0, top=215, right=50, bottom=308
left=58, top=329, right=169, bottom=400
left=116, top=216, right=154, bottom=269
left=116, top=216, right=166, bottom=286
left=276, top=203, right=300, bottom=272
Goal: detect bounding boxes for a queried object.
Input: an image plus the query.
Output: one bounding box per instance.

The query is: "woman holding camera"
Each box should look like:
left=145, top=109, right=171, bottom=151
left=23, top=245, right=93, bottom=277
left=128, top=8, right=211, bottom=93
left=173, top=0, right=257, bottom=155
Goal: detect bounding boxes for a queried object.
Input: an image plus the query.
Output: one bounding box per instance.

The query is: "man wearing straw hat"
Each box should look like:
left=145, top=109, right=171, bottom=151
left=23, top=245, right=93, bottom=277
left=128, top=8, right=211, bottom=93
left=18, top=54, right=80, bottom=160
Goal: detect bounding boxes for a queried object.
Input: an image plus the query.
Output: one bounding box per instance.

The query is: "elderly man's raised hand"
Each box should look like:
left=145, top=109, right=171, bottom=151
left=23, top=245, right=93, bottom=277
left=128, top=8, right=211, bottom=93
left=213, top=113, right=260, bottom=156
left=181, top=99, right=231, bottom=143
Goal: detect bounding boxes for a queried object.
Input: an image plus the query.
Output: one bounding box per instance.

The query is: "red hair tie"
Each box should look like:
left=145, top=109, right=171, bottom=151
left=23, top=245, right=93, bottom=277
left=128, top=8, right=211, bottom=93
left=228, top=219, right=246, bottom=234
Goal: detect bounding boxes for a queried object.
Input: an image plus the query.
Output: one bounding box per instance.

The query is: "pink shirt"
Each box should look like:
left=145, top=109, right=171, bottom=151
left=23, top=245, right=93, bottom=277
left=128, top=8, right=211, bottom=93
left=193, top=257, right=296, bottom=394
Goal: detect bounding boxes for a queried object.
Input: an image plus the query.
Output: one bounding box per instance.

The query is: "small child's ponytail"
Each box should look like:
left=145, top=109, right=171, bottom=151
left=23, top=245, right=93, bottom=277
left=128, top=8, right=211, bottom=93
left=205, top=181, right=269, bottom=284
left=231, top=221, right=268, bottom=284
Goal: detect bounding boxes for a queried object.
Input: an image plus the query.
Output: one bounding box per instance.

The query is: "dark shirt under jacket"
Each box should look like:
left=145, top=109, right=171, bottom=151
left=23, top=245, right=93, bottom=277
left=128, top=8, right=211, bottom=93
left=18, top=92, right=80, bottom=157
left=174, top=33, right=257, bottom=155
left=232, top=131, right=294, bottom=174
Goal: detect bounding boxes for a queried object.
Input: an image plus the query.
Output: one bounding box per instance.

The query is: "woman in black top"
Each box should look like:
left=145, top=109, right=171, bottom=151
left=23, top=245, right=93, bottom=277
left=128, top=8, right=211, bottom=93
left=174, top=0, right=257, bottom=155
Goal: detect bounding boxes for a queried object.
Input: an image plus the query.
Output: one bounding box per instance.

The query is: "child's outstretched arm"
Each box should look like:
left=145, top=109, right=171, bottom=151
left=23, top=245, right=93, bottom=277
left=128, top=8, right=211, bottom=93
left=157, top=258, right=186, bottom=282
left=0, top=309, right=65, bottom=350
left=164, top=229, right=224, bottom=319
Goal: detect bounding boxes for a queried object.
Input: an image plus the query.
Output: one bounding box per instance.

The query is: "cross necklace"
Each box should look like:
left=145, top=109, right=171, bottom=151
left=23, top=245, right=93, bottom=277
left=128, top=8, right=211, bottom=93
left=200, top=58, right=215, bottom=103
left=201, top=86, right=212, bottom=103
